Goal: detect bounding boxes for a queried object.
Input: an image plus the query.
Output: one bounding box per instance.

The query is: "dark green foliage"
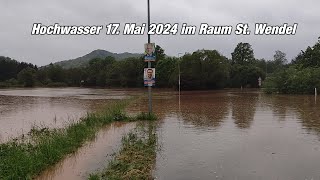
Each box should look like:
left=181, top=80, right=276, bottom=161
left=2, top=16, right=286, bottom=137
left=292, top=39, right=320, bottom=68
left=5, top=41, right=319, bottom=92
left=0, top=56, right=37, bottom=83
left=155, top=45, right=165, bottom=63
left=230, top=64, right=265, bottom=88
left=0, top=43, right=267, bottom=89
left=274, top=50, right=288, bottom=66
left=155, top=57, right=177, bottom=87
left=178, top=50, right=229, bottom=90
left=17, top=67, right=36, bottom=87
left=263, top=65, right=320, bottom=94
left=264, top=37, right=320, bottom=94
left=229, top=43, right=266, bottom=88
left=231, top=42, right=255, bottom=65
left=134, top=112, right=158, bottom=121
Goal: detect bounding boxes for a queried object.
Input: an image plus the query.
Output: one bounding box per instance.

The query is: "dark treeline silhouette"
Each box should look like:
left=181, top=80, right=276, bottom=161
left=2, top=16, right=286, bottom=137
left=264, top=37, right=320, bottom=94
left=1, top=38, right=319, bottom=92
left=0, top=56, right=37, bottom=86
left=0, top=44, right=264, bottom=89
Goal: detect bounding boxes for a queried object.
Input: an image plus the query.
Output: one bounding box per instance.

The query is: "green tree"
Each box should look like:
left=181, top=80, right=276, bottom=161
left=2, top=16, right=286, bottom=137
left=198, top=50, right=229, bottom=88
left=293, top=38, right=320, bottom=68
left=230, top=43, right=265, bottom=88
left=274, top=50, right=287, bottom=66
left=18, top=67, right=36, bottom=87
left=179, top=50, right=229, bottom=90
left=155, top=57, right=177, bottom=87
left=231, top=42, right=255, bottom=65
left=47, top=63, right=65, bottom=82
left=65, top=68, right=83, bottom=86
left=0, top=56, right=36, bottom=82
left=86, top=57, right=115, bottom=86
left=155, top=45, right=165, bottom=61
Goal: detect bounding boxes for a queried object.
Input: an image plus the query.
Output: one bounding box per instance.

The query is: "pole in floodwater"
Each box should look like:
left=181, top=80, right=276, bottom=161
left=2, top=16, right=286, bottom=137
left=315, top=88, right=317, bottom=104
left=147, top=0, right=152, bottom=113
left=178, top=53, right=182, bottom=112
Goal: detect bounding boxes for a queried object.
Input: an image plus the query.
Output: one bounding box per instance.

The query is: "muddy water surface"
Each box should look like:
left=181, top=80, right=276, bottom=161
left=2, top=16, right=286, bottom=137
left=130, top=90, right=320, bottom=180
left=0, top=88, right=140, bottom=142
left=36, top=122, right=136, bottom=180
left=0, top=88, right=141, bottom=179
left=2, top=88, right=320, bottom=179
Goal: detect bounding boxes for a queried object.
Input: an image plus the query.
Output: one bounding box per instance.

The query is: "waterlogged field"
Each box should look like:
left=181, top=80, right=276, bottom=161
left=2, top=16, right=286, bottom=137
left=1, top=88, right=320, bottom=179
left=36, top=122, right=136, bottom=180
left=0, top=88, right=141, bottom=142
left=0, top=88, right=148, bottom=179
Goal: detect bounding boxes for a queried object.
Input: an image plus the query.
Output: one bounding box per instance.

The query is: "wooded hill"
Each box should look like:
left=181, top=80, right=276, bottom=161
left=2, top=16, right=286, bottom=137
left=52, top=49, right=143, bottom=69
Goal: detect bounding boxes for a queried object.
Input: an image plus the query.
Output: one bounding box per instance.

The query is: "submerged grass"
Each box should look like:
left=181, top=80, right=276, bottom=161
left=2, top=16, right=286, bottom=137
left=89, top=121, right=157, bottom=180
left=134, top=112, right=158, bottom=121
left=0, top=99, right=157, bottom=179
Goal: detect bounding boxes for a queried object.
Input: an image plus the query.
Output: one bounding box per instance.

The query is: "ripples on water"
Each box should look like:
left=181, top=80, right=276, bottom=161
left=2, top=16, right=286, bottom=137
left=1, top=88, right=320, bottom=179
left=0, top=88, right=141, bottom=142
left=129, top=90, right=320, bottom=180
left=36, top=122, right=136, bottom=180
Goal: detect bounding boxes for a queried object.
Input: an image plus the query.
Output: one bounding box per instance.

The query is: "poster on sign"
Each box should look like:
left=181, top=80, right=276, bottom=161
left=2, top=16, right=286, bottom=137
left=144, top=68, right=155, bottom=86
left=144, top=43, right=156, bottom=62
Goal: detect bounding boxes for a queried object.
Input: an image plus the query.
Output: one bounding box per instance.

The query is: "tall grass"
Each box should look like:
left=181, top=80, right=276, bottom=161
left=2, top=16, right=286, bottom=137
left=89, top=121, right=157, bottom=180
left=0, top=100, right=152, bottom=179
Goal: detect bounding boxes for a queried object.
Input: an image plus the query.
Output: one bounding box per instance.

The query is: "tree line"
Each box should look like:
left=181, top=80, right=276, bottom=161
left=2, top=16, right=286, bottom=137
left=264, top=37, right=320, bottom=94
left=1, top=38, right=319, bottom=93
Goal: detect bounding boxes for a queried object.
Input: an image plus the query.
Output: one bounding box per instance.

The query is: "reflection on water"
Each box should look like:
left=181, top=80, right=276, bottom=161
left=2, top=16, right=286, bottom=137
left=0, top=88, right=141, bottom=142
left=264, top=95, right=320, bottom=136
left=231, top=92, right=258, bottom=129
left=2, top=88, right=320, bottom=179
left=127, top=90, right=320, bottom=180
left=36, top=122, right=136, bottom=180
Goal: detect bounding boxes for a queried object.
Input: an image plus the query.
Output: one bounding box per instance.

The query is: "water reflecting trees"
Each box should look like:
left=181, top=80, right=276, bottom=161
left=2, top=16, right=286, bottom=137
left=230, top=92, right=258, bottom=129
left=178, top=92, right=230, bottom=129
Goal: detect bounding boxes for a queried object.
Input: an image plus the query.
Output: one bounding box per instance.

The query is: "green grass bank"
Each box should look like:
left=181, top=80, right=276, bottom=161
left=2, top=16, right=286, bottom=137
left=0, top=99, right=156, bottom=179
left=89, top=121, right=157, bottom=180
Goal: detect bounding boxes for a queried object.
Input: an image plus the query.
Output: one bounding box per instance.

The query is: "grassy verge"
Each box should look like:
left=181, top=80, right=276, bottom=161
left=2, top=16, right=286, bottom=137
left=0, top=99, right=156, bottom=179
left=89, top=121, right=157, bottom=180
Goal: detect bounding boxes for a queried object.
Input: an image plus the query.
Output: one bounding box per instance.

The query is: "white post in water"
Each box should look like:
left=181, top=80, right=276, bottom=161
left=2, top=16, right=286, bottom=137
left=178, top=53, right=183, bottom=112
left=315, top=88, right=317, bottom=104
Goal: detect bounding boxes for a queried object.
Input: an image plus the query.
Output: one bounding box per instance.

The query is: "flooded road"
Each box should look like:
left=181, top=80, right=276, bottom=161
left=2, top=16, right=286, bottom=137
left=1, top=88, right=320, bottom=179
left=134, top=90, right=320, bottom=180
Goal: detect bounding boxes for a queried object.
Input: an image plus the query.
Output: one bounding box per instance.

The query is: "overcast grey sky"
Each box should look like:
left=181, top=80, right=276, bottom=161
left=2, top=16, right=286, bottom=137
left=1, top=0, right=319, bottom=66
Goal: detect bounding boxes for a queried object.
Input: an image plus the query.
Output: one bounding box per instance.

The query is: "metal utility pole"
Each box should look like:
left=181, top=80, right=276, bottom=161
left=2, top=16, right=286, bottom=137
left=178, top=53, right=182, bottom=112
left=178, top=53, right=182, bottom=96
left=147, top=0, right=152, bottom=113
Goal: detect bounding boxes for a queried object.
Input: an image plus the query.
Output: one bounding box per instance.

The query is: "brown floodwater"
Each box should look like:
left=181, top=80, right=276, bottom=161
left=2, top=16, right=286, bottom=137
left=0, top=88, right=141, bottom=142
left=0, top=88, right=140, bottom=179
left=2, top=88, right=320, bottom=179
left=36, top=122, right=136, bottom=180
left=131, top=90, right=320, bottom=180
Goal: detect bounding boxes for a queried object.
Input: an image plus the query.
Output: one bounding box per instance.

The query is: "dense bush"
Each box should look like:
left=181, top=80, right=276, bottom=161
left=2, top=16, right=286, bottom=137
left=263, top=37, right=320, bottom=94
left=263, top=66, right=320, bottom=94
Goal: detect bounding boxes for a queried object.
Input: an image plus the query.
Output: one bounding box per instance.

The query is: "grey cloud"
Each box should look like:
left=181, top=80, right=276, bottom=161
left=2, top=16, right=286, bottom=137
left=0, top=0, right=319, bottom=66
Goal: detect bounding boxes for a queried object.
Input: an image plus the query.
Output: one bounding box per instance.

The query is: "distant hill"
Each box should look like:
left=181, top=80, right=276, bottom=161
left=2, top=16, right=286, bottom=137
left=52, top=49, right=143, bottom=69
